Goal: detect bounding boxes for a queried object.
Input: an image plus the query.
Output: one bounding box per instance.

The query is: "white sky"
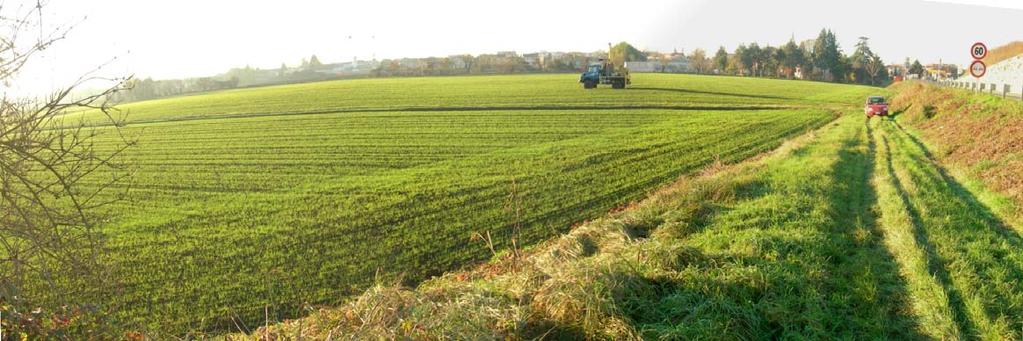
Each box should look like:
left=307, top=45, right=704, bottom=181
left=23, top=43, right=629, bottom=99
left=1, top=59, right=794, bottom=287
left=11, top=0, right=1023, bottom=96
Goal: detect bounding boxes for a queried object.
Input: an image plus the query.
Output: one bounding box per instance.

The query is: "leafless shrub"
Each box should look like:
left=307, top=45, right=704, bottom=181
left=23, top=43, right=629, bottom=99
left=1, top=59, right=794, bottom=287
left=0, top=0, right=134, bottom=337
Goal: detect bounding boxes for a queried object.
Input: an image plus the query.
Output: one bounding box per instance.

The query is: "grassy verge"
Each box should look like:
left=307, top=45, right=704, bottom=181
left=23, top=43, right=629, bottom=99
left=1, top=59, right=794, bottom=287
left=869, top=118, right=961, bottom=339
left=888, top=81, right=1023, bottom=226
left=871, top=115, right=1023, bottom=339
left=238, top=112, right=925, bottom=339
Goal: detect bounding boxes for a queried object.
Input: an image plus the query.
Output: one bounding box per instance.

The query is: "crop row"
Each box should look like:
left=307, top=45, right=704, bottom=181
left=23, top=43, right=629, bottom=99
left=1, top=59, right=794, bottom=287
left=65, top=108, right=835, bottom=332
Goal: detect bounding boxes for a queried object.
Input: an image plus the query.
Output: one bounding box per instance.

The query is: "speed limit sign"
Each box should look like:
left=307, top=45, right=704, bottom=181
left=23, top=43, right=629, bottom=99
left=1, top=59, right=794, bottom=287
left=972, top=42, right=988, bottom=60
left=970, top=60, right=987, bottom=78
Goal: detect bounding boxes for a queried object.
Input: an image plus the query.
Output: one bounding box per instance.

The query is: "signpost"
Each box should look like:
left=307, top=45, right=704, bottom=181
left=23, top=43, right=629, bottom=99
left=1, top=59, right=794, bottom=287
left=970, top=60, right=987, bottom=78
left=971, top=42, right=988, bottom=60
left=970, top=42, right=987, bottom=79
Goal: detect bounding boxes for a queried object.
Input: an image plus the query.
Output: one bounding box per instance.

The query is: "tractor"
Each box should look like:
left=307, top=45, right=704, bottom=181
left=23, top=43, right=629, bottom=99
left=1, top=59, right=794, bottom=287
left=579, top=44, right=630, bottom=89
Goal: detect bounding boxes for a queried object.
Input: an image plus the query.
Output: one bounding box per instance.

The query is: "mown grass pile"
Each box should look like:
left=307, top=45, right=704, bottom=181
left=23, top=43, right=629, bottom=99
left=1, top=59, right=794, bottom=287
left=24, top=73, right=887, bottom=335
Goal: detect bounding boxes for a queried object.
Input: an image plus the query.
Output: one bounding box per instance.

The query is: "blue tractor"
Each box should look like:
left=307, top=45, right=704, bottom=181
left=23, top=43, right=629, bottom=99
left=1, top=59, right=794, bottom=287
left=580, top=56, right=630, bottom=89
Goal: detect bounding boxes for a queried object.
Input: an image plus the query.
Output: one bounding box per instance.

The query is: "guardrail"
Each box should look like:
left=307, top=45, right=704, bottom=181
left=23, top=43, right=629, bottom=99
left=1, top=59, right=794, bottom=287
left=935, top=78, right=1023, bottom=100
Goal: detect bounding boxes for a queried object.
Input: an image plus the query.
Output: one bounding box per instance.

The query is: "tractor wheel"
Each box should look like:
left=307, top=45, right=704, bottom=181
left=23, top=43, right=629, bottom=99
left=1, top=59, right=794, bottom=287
left=613, top=80, right=625, bottom=89
left=584, top=81, right=596, bottom=89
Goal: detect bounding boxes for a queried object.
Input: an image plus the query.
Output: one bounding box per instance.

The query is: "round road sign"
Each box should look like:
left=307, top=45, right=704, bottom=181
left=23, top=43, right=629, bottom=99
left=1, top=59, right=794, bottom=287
left=971, top=42, right=988, bottom=60
left=970, top=60, right=987, bottom=78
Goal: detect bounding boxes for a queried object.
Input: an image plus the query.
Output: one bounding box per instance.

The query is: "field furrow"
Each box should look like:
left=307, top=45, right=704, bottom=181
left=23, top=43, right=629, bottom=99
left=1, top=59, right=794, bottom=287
left=87, top=108, right=832, bottom=331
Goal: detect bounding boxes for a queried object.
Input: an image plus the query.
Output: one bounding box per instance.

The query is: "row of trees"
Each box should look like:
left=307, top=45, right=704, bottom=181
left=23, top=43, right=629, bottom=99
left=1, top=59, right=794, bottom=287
left=112, top=76, right=240, bottom=102
left=118, top=51, right=607, bottom=100
left=685, top=29, right=892, bottom=85
left=111, top=55, right=340, bottom=102
left=117, top=30, right=899, bottom=104
left=372, top=52, right=600, bottom=77
left=374, top=42, right=657, bottom=78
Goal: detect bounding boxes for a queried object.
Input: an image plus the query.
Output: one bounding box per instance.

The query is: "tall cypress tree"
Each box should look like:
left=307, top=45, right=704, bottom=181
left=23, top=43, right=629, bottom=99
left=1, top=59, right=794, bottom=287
left=812, top=29, right=842, bottom=81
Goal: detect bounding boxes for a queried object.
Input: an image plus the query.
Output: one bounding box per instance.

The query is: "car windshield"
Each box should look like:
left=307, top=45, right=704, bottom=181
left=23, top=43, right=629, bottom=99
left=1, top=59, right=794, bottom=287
left=868, top=97, right=885, bottom=104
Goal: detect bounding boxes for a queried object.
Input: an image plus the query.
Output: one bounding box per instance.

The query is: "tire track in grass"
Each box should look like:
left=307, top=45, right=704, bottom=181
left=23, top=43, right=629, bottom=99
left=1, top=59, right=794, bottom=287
left=873, top=116, right=1023, bottom=339
left=889, top=120, right=1023, bottom=241
left=829, top=117, right=916, bottom=338
left=644, top=114, right=920, bottom=338
left=870, top=118, right=966, bottom=339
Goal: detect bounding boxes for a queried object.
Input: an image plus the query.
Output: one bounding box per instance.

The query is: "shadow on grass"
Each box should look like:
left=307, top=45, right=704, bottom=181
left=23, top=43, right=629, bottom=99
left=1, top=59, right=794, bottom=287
left=881, top=117, right=1023, bottom=334
left=605, top=120, right=923, bottom=339
left=889, top=118, right=1023, bottom=242
left=877, top=126, right=978, bottom=336
left=520, top=320, right=590, bottom=340
left=820, top=120, right=923, bottom=338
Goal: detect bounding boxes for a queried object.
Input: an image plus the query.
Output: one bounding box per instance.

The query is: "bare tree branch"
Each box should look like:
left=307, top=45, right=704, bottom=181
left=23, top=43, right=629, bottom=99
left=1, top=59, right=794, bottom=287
left=1, top=1, right=135, bottom=337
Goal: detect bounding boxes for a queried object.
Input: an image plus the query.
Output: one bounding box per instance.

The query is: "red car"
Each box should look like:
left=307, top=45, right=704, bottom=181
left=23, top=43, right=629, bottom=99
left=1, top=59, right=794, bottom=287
left=865, top=96, right=889, bottom=117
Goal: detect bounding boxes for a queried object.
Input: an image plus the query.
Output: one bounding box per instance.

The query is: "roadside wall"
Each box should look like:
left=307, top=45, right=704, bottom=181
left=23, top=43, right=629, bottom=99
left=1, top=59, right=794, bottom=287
left=941, top=54, right=1023, bottom=99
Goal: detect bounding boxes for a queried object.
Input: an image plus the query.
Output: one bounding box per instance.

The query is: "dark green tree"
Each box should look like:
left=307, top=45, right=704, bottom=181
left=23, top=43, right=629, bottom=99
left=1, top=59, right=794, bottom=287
left=837, top=54, right=852, bottom=82
left=713, top=46, right=729, bottom=73
left=745, top=43, right=761, bottom=76
left=779, top=39, right=805, bottom=79
left=762, top=45, right=778, bottom=77
left=849, top=37, right=876, bottom=84
left=812, top=29, right=842, bottom=81
left=733, top=44, right=748, bottom=76
left=909, top=59, right=925, bottom=76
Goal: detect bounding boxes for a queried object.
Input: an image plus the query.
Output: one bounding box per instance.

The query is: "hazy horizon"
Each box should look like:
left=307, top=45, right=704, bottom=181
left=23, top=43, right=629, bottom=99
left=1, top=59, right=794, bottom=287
left=13, top=0, right=1023, bottom=95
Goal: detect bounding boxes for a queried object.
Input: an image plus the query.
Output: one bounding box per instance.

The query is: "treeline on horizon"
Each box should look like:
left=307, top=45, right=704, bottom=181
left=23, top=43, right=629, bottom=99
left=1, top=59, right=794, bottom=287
left=700, top=29, right=893, bottom=85
left=112, top=28, right=900, bottom=103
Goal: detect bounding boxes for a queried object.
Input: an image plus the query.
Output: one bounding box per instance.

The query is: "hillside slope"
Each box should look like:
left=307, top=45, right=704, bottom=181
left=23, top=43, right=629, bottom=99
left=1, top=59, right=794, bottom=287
left=984, top=41, right=1023, bottom=66
left=889, top=82, right=1023, bottom=222
left=243, top=90, right=1023, bottom=339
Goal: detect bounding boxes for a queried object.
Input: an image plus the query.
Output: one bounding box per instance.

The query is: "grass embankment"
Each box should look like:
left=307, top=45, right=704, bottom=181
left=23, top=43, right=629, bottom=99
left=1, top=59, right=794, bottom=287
left=871, top=81, right=1023, bottom=339
left=888, top=81, right=1023, bottom=225
left=871, top=117, right=1023, bottom=339
left=983, top=41, right=1023, bottom=66
left=245, top=112, right=928, bottom=339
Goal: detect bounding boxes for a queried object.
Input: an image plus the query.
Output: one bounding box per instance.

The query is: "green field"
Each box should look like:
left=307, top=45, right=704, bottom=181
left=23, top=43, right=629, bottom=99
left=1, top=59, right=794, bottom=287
left=84, top=73, right=866, bottom=124
left=246, top=90, right=1023, bottom=340
left=70, top=73, right=881, bottom=333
